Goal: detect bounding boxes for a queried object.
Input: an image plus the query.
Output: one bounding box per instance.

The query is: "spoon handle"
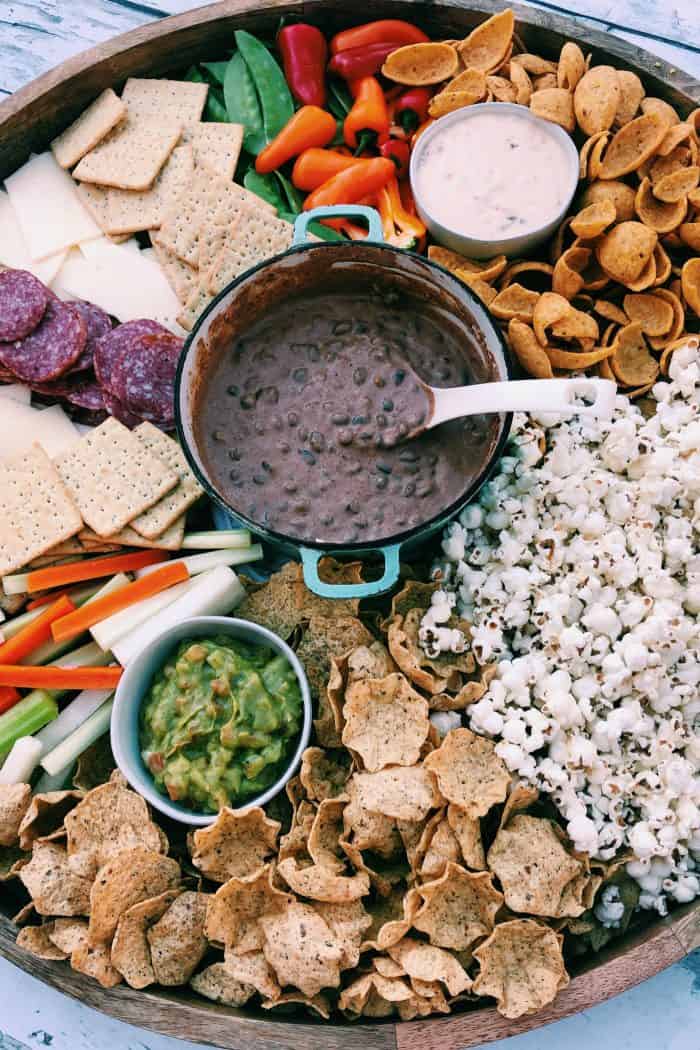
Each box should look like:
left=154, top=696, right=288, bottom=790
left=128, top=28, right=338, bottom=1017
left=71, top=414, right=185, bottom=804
left=429, top=377, right=617, bottom=427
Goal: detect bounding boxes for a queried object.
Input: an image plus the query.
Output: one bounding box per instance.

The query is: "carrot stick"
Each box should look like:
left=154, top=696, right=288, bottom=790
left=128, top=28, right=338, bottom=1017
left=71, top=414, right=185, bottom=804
left=50, top=562, right=190, bottom=645
left=0, top=595, right=75, bottom=665
left=27, top=589, right=73, bottom=611
left=24, top=551, right=168, bottom=594
left=0, top=688, right=21, bottom=716
left=0, top=666, right=123, bottom=690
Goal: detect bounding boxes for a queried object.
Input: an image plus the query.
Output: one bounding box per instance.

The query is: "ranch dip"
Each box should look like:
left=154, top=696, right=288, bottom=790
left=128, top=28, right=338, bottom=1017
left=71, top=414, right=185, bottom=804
left=413, top=107, right=575, bottom=240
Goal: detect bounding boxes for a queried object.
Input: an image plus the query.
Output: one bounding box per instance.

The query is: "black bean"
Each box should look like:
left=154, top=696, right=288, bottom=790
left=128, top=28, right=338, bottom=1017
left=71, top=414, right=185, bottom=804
left=229, top=469, right=241, bottom=482
left=399, top=449, right=419, bottom=462
left=212, top=428, right=226, bottom=442
left=292, top=367, right=308, bottom=384
left=299, top=449, right=316, bottom=465
left=333, top=320, right=352, bottom=336
left=353, top=367, right=368, bottom=386
left=382, top=398, right=394, bottom=412
left=376, top=461, right=392, bottom=475
left=261, top=461, right=272, bottom=473
left=403, top=463, right=420, bottom=475
left=338, top=430, right=353, bottom=446
left=320, top=513, right=334, bottom=526
left=347, top=500, right=360, bottom=514
left=283, top=480, right=297, bottom=494
left=403, top=482, right=416, bottom=497
left=375, top=414, right=387, bottom=428
left=331, top=413, right=350, bottom=426
left=287, top=411, right=299, bottom=427
left=373, top=509, right=385, bottom=523
left=252, top=474, right=266, bottom=486
left=277, top=441, right=291, bottom=454
left=393, top=369, right=406, bottom=386
left=351, top=415, right=369, bottom=425
left=298, top=427, right=309, bottom=441
left=358, top=431, right=374, bottom=443
left=309, top=431, right=325, bottom=453
left=355, top=518, right=368, bottom=529
left=228, top=448, right=241, bottom=461
left=226, top=385, right=239, bottom=397
left=240, top=394, right=255, bottom=410
left=375, top=475, right=388, bottom=490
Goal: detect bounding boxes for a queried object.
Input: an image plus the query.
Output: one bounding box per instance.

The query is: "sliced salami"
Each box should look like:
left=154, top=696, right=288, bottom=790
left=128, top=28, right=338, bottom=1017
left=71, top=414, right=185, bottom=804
left=102, top=389, right=144, bottom=430
left=67, top=300, right=113, bottom=373
left=111, top=332, right=182, bottom=426
left=0, top=297, right=86, bottom=382
left=94, top=319, right=168, bottom=394
left=0, top=269, right=50, bottom=342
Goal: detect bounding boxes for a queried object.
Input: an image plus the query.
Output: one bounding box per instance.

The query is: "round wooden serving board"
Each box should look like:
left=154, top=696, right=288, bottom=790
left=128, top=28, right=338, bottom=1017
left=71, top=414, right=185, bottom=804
left=0, top=2, right=699, bottom=1046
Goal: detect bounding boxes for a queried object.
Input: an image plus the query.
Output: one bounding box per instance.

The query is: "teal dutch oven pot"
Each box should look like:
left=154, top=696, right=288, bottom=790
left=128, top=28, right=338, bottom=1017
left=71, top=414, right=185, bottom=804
left=176, top=205, right=513, bottom=600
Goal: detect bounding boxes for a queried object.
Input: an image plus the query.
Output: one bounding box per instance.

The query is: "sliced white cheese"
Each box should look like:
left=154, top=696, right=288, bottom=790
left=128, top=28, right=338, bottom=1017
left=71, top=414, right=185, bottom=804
left=0, top=384, right=31, bottom=405
left=0, top=190, right=67, bottom=285
left=0, top=401, right=80, bottom=461
left=55, top=236, right=185, bottom=333
left=4, top=152, right=101, bottom=261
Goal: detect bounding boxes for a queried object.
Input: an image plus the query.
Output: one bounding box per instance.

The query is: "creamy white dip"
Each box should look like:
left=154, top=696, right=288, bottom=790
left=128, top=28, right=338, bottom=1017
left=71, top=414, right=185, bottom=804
left=413, top=109, right=574, bottom=240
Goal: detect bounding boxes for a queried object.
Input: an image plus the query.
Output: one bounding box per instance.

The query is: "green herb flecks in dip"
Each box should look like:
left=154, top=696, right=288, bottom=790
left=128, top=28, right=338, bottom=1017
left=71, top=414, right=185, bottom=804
left=140, top=635, right=302, bottom=813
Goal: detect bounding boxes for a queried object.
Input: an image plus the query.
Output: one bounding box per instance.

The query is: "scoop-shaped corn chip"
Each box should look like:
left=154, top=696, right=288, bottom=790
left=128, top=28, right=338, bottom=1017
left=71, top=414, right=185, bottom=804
left=546, top=343, right=616, bottom=369
left=679, top=222, right=700, bottom=251
left=578, top=131, right=609, bottom=181
left=487, top=74, right=516, bottom=102
left=190, top=806, right=280, bottom=883
left=509, top=60, right=532, bottom=105
left=423, top=727, right=510, bottom=818
left=429, top=86, right=484, bottom=118
left=598, top=112, right=668, bottom=179
left=571, top=199, right=616, bottom=239
left=681, top=258, right=700, bottom=316
left=553, top=247, right=590, bottom=299
left=557, top=41, right=586, bottom=91
left=657, top=123, right=692, bottom=156
left=473, top=919, right=569, bottom=1018
left=623, top=292, right=674, bottom=336
left=550, top=305, right=599, bottom=344
left=595, top=299, right=629, bottom=326
left=530, top=88, right=575, bottom=133
left=513, top=54, right=558, bottom=76
left=610, top=322, right=660, bottom=386
left=579, top=179, right=636, bottom=221
left=507, top=319, right=554, bottom=378
left=413, top=861, right=503, bottom=950
left=654, top=166, right=699, bottom=203
left=641, top=96, right=679, bottom=128
left=490, top=283, right=540, bottom=322
left=500, top=259, right=553, bottom=289
left=635, top=176, right=687, bottom=233
left=574, top=66, right=620, bottom=136
left=383, top=42, right=459, bottom=86
left=457, top=10, right=514, bottom=73
left=533, top=291, right=571, bottom=344
left=614, top=70, right=644, bottom=127
left=596, top=221, right=657, bottom=285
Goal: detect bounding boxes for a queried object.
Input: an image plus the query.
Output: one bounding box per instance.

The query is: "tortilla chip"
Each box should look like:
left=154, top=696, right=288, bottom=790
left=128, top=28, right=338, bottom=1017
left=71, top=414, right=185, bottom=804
left=88, top=847, right=181, bottom=946
left=313, top=899, right=372, bottom=969
left=423, top=728, right=510, bottom=819
left=472, top=919, right=569, bottom=1018
left=237, top=560, right=359, bottom=640
left=596, top=221, right=657, bottom=286
left=296, top=614, right=373, bottom=701
left=360, top=885, right=415, bottom=951
left=18, top=790, right=83, bottom=851
left=530, top=88, right=575, bottom=133
left=111, top=889, right=180, bottom=989
left=300, top=747, right=352, bottom=803
left=339, top=972, right=410, bottom=1017
left=351, top=766, right=442, bottom=823
left=343, top=777, right=402, bottom=858
left=507, top=319, right=554, bottom=378
left=447, top=804, right=486, bottom=870
left=314, top=655, right=346, bottom=749
left=48, top=917, right=88, bottom=955
left=260, top=900, right=343, bottom=996
left=610, top=322, right=660, bottom=386
left=190, top=806, right=280, bottom=883
left=205, top=864, right=292, bottom=953
left=557, top=41, right=586, bottom=91
left=277, top=857, right=369, bottom=903
left=342, top=673, right=429, bottom=772
left=64, top=779, right=165, bottom=880
left=0, top=783, right=32, bottom=846
left=382, top=42, right=459, bottom=86
left=17, top=922, right=69, bottom=961
left=419, top=816, right=463, bottom=878
left=598, top=112, right=668, bottom=179
left=261, top=991, right=332, bottom=1019
left=191, top=962, right=256, bottom=1006
left=71, top=941, right=122, bottom=988
left=279, top=799, right=317, bottom=864
left=20, top=841, right=92, bottom=916
left=574, top=67, right=620, bottom=136
left=307, top=797, right=347, bottom=872
left=388, top=607, right=472, bottom=694
left=413, top=862, right=502, bottom=949
left=389, top=937, right=472, bottom=996
left=373, top=955, right=406, bottom=978
left=147, top=891, right=209, bottom=986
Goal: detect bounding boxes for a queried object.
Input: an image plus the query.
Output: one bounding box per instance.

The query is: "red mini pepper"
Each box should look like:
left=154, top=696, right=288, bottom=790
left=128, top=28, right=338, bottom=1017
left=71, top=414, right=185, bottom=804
left=394, top=87, right=432, bottom=132
left=327, top=41, right=403, bottom=80
left=344, top=76, right=391, bottom=154
left=379, top=137, right=411, bottom=179
left=330, top=19, right=429, bottom=54
left=278, top=23, right=328, bottom=108
left=256, top=106, right=337, bottom=174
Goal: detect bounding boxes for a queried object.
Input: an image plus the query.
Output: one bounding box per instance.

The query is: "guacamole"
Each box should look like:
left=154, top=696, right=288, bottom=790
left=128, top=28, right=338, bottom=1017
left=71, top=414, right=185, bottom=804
left=140, top=635, right=303, bottom=813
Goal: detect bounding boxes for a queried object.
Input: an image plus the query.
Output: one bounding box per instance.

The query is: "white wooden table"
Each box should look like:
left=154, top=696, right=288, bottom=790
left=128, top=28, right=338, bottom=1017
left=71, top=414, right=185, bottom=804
left=0, top=1, right=698, bottom=1048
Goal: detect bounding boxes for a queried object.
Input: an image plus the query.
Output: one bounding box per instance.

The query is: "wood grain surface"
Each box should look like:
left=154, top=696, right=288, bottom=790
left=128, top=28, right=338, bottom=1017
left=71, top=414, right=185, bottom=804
left=0, top=1, right=698, bottom=1046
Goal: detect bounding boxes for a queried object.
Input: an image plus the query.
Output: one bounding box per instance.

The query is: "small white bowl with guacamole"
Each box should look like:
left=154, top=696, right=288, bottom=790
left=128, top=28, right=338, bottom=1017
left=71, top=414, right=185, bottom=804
left=111, top=616, right=312, bottom=826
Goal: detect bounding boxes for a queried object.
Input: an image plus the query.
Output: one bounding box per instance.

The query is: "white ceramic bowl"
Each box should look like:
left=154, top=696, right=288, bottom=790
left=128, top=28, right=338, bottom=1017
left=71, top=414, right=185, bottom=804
left=409, top=102, right=580, bottom=259
left=111, top=616, right=312, bottom=826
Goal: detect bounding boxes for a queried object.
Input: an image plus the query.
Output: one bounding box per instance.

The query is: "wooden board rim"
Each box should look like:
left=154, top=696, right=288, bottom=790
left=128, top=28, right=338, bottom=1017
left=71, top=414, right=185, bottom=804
left=0, top=0, right=698, bottom=1044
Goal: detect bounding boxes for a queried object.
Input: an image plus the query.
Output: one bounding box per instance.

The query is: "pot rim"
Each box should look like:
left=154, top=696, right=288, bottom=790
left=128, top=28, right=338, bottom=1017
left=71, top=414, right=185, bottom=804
left=175, top=239, right=515, bottom=553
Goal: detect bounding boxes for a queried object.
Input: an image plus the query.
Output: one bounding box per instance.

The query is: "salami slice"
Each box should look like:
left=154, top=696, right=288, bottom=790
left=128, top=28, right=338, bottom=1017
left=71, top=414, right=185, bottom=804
left=0, top=297, right=86, bottom=382
left=94, top=319, right=168, bottom=394
left=67, top=300, right=113, bottom=373
left=102, top=389, right=144, bottom=430
left=111, top=332, right=182, bottom=426
left=0, top=269, right=50, bottom=342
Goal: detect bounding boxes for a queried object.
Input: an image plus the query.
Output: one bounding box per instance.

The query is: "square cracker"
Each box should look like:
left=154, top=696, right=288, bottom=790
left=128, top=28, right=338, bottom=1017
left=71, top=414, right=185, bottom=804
left=130, top=422, right=203, bottom=538
left=102, top=516, right=185, bottom=550
left=103, top=145, right=194, bottom=235
left=121, top=78, right=208, bottom=132
left=51, top=89, right=127, bottom=170
left=177, top=284, right=214, bottom=332
left=191, top=122, right=244, bottom=180
left=72, top=117, right=182, bottom=191
left=0, top=444, right=82, bottom=575
left=150, top=234, right=198, bottom=305
left=55, top=417, right=178, bottom=538
left=205, top=208, right=294, bottom=295
left=77, top=182, right=112, bottom=233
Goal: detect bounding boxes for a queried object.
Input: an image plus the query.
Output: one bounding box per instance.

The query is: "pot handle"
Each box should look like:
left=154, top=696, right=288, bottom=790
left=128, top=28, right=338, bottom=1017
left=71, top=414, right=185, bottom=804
left=293, top=205, right=384, bottom=245
left=299, top=543, right=401, bottom=599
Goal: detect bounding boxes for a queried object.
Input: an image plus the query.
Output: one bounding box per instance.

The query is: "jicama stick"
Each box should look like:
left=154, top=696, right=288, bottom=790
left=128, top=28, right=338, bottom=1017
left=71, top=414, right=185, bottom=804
left=135, top=546, right=262, bottom=580
left=0, top=691, right=58, bottom=760
left=2, top=584, right=100, bottom=640
left=181, top=530, right=252, bottom=550
left=41, top=699, right=113, bottom=777
left=35, top=688, right=114, bottom=755
left=27, top=574, right=129, bottom=666
left=0, top=736, right=43, bottom=784
left=91, top=580, right=192, bottom=653
left=51, top=562, right=189, bottom=644
left=3, top=550, right=167, bottom=595
left=0, top=665, right=122, bottom=690
left=0, top=595, right=75, bottom=665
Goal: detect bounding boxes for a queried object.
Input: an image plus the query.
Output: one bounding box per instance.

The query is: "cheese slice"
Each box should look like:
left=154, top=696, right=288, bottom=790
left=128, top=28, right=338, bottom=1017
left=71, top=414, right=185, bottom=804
left=0, top=384, right=31, bottom=405
left=4, top=152, right=101, bottom=261
left=0, top=402, right=81, bottom=461
left=0, top=190, right=67, bottom=285
left=54, top=237, right=185, bottom=333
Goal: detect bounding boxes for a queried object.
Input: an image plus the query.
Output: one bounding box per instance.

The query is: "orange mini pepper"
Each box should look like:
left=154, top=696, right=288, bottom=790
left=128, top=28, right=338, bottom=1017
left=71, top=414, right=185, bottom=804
left=376, top=176, right=426, bottom=249
left=256, top=106, right=337, bottom=174
left=343, top=77, right=391, bottom=153
left=292, top=148, right=362, bottom=191
left=330, top=19, right=429, bottom=55
left=303, top=157, right=395, bottom=211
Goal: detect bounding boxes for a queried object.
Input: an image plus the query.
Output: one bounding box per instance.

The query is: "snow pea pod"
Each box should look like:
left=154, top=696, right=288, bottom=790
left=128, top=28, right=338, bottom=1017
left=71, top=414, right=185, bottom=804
left=205, top=91, right=228, bottom=123
left=202, top=61, right=229, bottom=85
left=275, top=170, right=305, bottom=215
left=243, top=170, right=287, bottom=212
left=224, top=52, right=266, bottom=155
left=235, top=30, right=294, bottom=145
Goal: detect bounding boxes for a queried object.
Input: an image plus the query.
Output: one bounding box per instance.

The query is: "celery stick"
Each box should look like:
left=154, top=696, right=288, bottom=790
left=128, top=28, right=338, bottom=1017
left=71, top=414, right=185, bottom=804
left=0, top=736, right=43, bottom=784
left=41, top=699, right=113, bottom=776
left=0, top=692, right=58, bottom=761
left=35, top=688, right=113, bottom=754
left=91, top=579, right=192, bottom=652
left=25, top=574, right=130, bottom=665
left=181, top=530, right=252, bottom=550
left=135, top=546, right=262, bottom=580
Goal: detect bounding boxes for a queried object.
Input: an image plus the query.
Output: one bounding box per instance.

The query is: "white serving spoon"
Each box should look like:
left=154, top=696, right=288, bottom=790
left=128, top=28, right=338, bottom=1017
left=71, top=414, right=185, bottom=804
left=403, top=376, right=617, bottom=441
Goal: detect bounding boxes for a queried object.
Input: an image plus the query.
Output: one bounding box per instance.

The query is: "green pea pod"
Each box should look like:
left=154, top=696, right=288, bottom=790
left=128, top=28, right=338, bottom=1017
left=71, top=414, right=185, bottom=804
left=327, top=77, right=353, bottom=118
left=184, top=65, right=207, bottom=84
left=205, top=91, right=228, bottom=123
left=202, top=61, right=229, bottom=86
left=244, top=170, right=286, bottom=212
left=275, top=171, right=304, bottom=216
left=235, top=30, right=294, bottom=145
left=224, top=52, right=266, bottom=155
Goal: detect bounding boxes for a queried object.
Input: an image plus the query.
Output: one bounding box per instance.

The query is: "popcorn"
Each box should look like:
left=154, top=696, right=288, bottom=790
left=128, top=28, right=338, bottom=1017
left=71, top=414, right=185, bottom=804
left=422, top=339, right=700, bottom=914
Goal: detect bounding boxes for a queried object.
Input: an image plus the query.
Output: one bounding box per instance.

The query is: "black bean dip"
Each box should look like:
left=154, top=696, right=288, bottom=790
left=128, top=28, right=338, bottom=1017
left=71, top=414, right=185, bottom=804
left=194, top=291, right=499, bottom=544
